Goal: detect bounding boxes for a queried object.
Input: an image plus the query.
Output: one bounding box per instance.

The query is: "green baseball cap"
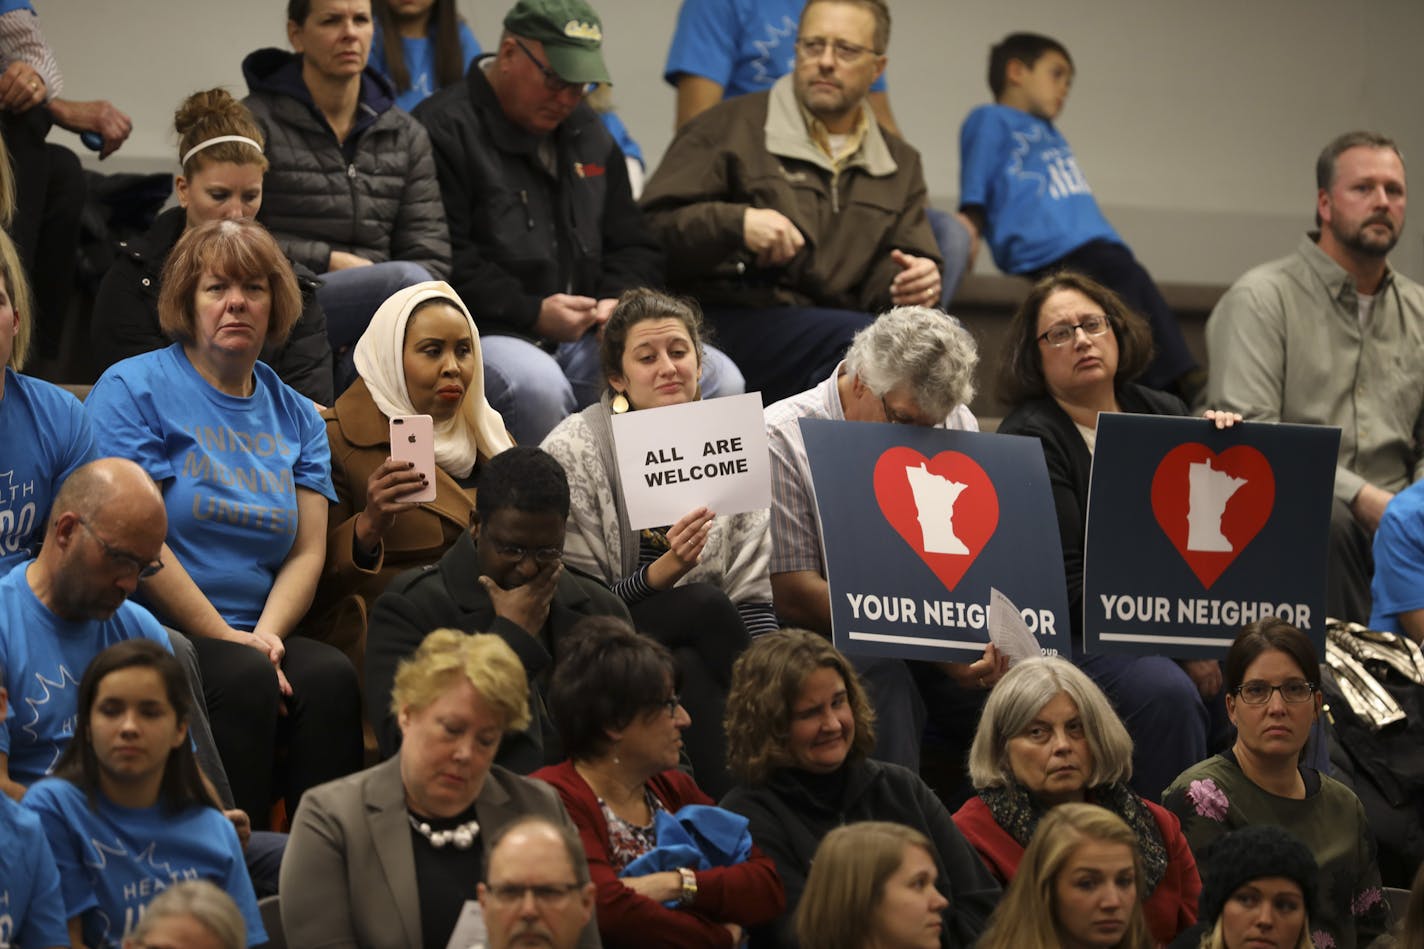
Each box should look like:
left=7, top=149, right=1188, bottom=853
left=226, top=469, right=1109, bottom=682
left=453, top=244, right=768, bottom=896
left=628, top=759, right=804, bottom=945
left=504, top=0, right=611, bottom=86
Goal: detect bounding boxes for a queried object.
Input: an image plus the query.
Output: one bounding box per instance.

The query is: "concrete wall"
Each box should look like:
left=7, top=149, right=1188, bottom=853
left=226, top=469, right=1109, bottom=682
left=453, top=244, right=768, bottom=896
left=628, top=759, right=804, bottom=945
left=44, top=0, right=1424, bottom=283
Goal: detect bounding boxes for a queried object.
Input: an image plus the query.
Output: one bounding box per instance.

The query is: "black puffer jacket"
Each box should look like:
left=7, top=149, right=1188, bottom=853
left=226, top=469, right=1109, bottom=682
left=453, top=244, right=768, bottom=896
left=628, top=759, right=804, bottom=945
left=241, top=48, right=449, bottom=280
left=413, top=56, right=661, bottom=341
left=90, top=206, right=335, bottom=405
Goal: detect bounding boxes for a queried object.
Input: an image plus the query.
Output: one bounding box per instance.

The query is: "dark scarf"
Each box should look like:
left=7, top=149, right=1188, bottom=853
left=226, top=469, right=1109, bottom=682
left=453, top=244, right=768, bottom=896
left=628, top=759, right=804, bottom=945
left=978, top=781, right=1170, bottom=894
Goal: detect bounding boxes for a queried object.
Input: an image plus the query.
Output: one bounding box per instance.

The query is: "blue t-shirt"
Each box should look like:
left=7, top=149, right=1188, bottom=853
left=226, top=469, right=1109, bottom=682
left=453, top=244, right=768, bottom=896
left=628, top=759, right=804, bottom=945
left=371, top=19, right=481, bottom=112
left=958, top=104, right=1121, bottom=274
left=664, top=0, right=887, bottom=96
left=22, top=779, right=266, bottom=948
left=0, top=791, right=68, bottom=949
left=1370, top=479, right=1424, bottom=633
left=0, top=369, right=97, bottom=571
left=84, top=345, right=335, bottom=631
left=0, top=561, right=173, bottom=785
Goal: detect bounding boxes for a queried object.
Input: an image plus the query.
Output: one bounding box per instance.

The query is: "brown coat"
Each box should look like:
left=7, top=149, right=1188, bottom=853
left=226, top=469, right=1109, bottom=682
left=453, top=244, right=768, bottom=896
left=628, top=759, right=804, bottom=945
left=639, top=74, right=939, bottom=314
left=307, top=378, right=482, bottom=657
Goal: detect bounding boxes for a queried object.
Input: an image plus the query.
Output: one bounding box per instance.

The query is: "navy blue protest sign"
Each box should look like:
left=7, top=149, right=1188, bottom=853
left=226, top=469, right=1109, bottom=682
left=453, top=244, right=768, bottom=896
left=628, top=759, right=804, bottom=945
left=1082, top=414, right=1338, bottom=660
left=800, top=419, right=1070, bottom=662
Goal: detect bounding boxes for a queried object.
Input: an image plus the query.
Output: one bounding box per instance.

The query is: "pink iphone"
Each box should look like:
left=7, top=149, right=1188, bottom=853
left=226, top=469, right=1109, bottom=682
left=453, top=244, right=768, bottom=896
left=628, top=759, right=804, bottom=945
left=389, top=414, right=437, bottom=503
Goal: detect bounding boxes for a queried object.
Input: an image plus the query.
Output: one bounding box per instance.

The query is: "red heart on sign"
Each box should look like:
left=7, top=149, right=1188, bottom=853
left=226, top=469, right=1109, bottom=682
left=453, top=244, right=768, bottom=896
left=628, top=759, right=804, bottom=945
left=873, top=447, right=999, bottom=592
left=1150, top=444, right=1275, bottom=589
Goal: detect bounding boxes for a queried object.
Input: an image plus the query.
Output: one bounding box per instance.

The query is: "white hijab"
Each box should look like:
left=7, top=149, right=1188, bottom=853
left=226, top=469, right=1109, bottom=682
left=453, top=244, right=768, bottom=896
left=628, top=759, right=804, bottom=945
left=353, top=281, right=513, bottom=479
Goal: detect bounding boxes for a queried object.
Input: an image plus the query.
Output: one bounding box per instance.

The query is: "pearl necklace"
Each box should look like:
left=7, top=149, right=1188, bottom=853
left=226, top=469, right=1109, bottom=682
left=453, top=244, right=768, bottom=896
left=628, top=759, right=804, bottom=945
left=408, top=814, right=481, bottom=850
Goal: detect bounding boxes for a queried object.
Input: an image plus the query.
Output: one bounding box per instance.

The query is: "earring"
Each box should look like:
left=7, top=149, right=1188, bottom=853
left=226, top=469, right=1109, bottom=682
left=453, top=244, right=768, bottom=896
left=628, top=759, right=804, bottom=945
left=611, top=392, right=630, bottom=414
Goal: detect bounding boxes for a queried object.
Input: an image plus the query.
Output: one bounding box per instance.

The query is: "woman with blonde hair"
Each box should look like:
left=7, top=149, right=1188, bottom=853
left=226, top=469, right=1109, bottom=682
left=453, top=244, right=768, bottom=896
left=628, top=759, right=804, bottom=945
left=796, top=822, right=949, bottom=949
left=978, top=802, right=1153, bottom=949
left=282, top=628, right=598, bottom=948
left=93, top=87, right=333, bottom=404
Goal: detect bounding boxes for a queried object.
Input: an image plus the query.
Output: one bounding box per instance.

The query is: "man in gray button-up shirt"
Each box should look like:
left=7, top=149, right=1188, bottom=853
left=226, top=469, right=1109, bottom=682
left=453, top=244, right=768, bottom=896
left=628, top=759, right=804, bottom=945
left=1205, top=130, right=1423, bottom=625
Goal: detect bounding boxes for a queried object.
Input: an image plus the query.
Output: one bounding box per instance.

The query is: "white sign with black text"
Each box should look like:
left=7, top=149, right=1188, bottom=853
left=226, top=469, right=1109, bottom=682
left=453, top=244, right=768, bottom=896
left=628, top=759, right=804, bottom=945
left=611, top=393, right=772, bottom=530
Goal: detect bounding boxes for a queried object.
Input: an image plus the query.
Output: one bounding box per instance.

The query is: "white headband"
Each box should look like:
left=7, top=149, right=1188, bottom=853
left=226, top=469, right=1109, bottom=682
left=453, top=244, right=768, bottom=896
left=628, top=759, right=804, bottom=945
left=181, top=135, right=263, bottom=168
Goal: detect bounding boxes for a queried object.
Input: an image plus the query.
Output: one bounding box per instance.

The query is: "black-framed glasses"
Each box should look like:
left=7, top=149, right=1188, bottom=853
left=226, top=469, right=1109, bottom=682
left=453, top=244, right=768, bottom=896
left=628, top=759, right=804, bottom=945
left=794, top=36, right=881, bottom=64
left=658, top=694, right=683, bottom=717
left=486, top=882, right=583, bottom=907
left=77, top=518, right=164, bottom=579
left=1233, top=679, right=1317, bottom=705
left=1037, top=315, right=1110, bottom=347
left=492, top=541, right=563, bottom=565
left=513, top=38, right=595, bottom=96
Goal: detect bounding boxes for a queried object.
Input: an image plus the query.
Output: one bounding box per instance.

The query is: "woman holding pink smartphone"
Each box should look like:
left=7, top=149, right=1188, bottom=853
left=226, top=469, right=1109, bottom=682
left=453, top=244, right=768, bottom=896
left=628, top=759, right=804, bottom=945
left=310, top=281, right=513, bottom=660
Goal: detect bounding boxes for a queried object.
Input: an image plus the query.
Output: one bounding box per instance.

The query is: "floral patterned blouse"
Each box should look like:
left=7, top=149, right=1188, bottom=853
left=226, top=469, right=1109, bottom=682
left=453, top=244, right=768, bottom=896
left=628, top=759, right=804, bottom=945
left=599, top=787, right=669, bottom=873
left=1162, top=751, right=1388, bottom=949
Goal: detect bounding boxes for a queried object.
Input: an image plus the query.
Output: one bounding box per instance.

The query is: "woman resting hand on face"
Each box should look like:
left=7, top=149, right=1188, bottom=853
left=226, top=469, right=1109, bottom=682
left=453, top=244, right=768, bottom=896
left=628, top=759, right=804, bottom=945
left=977, top=802, right=1154, bottom=949
left=541, top=288, right=772, bottom=797
left=1162, top=619, right=1388, bottom=949
left=308, top=281, right=511, bottom=664
left=953, top=657, right=1200, bottom=945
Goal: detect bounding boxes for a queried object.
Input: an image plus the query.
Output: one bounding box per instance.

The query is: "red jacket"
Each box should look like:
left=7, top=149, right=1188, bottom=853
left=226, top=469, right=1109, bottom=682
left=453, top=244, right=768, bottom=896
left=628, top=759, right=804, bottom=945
left=533, top=760, right=786, bottom=948
left=953, top=794, right=1200, bottom=946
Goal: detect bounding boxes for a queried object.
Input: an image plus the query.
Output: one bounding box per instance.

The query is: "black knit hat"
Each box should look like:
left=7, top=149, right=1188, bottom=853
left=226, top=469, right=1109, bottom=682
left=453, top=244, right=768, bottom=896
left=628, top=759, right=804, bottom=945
left=1197, top=826, right=1318, bottom=926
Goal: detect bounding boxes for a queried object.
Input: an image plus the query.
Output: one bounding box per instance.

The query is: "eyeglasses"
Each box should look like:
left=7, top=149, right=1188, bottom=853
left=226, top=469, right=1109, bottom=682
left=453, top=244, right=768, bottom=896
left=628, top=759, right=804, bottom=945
left=795, top=36, right=881, bottom=64
left=658, top=694, right=682, bottom=717
left=1037, top=315, right=1111, bottom=348
left=77, top=518, right=165, bottom=579
left=1233, top=679, right=1317, bottom=705
left=514, top=38, right=595, bottom=96
left=492, top=541, right=564, bottom=565
left=486, top=882, right=583, bottom=907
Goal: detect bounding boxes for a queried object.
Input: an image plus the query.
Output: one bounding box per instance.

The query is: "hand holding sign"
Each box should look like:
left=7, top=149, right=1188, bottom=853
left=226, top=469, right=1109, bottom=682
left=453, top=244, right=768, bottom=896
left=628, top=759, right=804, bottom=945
left=937, top=642, right=1008, bottom=691
left=646, top=506, right=715, bottom=589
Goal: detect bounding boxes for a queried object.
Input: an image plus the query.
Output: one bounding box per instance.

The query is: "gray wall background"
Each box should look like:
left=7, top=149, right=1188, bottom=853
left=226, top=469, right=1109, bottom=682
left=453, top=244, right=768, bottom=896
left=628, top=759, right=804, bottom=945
left=44, top=0, right=1424, bottom=283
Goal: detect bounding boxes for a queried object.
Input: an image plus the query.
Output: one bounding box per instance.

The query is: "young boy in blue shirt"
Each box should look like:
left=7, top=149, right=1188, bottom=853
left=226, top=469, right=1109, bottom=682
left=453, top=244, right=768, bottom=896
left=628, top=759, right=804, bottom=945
left=959, top=32, right=1200, bottom=397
